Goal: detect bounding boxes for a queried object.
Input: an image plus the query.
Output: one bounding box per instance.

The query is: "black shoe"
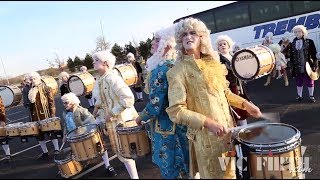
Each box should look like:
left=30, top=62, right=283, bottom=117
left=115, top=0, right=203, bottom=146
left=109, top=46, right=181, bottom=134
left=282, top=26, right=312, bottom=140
left=37, top=152, right=49, bottom=160
left=106, top=166, right=117, bottom=177
left=54, top=150, right=60, bottom=155
left=309, top=96, right=316, bottom=103
left=296, top=96, right=302, bottom=102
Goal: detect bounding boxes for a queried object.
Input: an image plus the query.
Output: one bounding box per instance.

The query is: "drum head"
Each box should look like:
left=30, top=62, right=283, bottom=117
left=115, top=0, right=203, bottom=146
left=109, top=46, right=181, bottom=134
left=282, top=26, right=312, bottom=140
left=0, top=86, right=16, bottom=107
left=54, top=147, right=72, bottom=163
left=66, top=124, right=98, bottom=142
left=237, top=123, right=299, bottom=145
left=231, top=49, right=259, bottom=81
left=68, top=75, right=85, bottom=96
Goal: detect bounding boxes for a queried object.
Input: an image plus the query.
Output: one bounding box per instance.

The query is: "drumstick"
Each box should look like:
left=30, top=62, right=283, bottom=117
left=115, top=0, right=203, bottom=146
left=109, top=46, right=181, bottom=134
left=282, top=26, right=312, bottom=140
left=59, top=141, right=65, bottom=151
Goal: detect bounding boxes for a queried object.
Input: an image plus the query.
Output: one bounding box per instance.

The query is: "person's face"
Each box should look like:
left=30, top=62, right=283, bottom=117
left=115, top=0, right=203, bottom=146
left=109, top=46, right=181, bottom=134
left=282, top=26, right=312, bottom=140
left=93, top=58, right=106, bottom=71
left=265, top=36, right=272, bottom=42
left=24, top=79, right=31, bottom=85
left=218, top=40, right=230, bottom=54
left=294, top=29, right=303, bottom=39
left=151, top=36, right=160, bottom=54
left=62, top=76, right=68, bottom=83
left=63, top=101, right=73, bottom=111
left=182, top=30, right=201, bottom=53
left=127, top=55, right=134, bottom=62
left=30, top=76, right=41, bottom=86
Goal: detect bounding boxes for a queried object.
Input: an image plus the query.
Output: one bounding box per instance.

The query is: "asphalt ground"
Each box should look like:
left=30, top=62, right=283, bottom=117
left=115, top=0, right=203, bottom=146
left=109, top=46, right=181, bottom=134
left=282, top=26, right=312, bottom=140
left=1, top=73, right=320, bottom=179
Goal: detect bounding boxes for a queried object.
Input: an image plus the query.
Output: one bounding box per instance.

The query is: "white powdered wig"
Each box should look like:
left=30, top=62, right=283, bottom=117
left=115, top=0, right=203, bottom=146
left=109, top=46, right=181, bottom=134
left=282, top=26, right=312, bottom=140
left=24, top=73, right=31, bottom=81
left=127, top=52, right=135, bottom=59
left=29, top=71, right=42, bottom=86
left=175, top=17, right=219, bottom=61
left=265, top=32, right=274, bottom=39
left=61, top=92, right=80, bottom=106
left=92, top=51, right=116, bottom=69
left=215, top=35, right=235, bottom=51
left=282, top=31, right=291, bottom=41
left=292, top=25, right=308, bottom=38
left=146, top=24, right=177, bottom=72
left=58, top=71, right=69, bottom=80
left=80, top=66, right=87, bottom=72
left=268, top=43, right=281, bottom=54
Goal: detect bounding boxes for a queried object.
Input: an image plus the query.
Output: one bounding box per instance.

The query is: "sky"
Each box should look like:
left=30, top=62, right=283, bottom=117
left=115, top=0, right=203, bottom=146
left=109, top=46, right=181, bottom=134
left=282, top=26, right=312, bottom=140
left=0, top=1, right=234, bottom=78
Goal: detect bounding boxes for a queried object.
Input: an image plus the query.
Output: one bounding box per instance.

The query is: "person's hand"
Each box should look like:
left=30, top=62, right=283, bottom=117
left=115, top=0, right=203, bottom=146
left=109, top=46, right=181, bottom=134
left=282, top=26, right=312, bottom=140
left=243, top=101, right=262, bottom=118
left=105, top=113, right=113, bottom=122
left=204, top=117, right=228, bottom=137
left=135, top=116, right=142, bottom=125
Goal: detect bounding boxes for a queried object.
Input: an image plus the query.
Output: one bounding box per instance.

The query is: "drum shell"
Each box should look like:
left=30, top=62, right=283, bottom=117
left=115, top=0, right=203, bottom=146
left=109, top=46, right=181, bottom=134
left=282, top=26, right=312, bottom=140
left=0, top=127, right=6, bottom=137
left=113, top=64, right=138, bottom=86
left=6, top=122, right=23, bottom=137
left=115, top=120, right=150, bottom=159
left=39, top=117, right=62, bottom=132
left=41, top=76, right=58, bottom=96
left=0, top=85, right=22, bottom=108
left=231, top=45, right=275, bottom=81
left=68, top=73, right=95, bottom=96
left=19, top=122, right=39, bottom=136
left=54, top=148, right=83, bottom=178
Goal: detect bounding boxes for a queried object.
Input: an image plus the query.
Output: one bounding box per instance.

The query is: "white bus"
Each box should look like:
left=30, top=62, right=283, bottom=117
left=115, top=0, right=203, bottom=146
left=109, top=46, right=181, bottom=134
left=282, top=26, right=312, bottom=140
left=174, top=1, right=320, bottom=51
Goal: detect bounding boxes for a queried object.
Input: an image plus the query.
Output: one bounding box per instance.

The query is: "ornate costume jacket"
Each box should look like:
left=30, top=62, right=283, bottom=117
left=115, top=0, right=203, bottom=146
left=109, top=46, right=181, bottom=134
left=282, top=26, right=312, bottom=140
left=166, top=54, right=247, bottom=179
left=62, top=105, right=96, bottom=135
left=0, top=96, right=6, bottom=122
left=29, top=83, right=56, bottom=122
left=95, top=71, right=138, bottom=122
left=22, top=84, right=31, bottom=108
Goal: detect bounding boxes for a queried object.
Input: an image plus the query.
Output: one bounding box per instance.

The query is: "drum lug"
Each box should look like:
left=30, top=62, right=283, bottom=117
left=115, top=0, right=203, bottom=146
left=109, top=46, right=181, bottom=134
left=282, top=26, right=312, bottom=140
left=130, top=143, right=138, bottom=159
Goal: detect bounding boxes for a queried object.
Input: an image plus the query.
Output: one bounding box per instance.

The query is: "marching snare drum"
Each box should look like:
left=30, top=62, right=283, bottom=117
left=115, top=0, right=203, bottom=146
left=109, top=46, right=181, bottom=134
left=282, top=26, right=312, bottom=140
left=39, top=117, right=62, bottom=132
left=235, top=123, right=303, bottom=179
left=6, top=122, right=24, bottom=137
left=19, top=122, right=39, bottom=136
left=113, top=64, right=138, bottom=86
left=0, top=85, right=22, bottom=108
left=116, top=120, right=150, bottom=159
left=54, top=147, right=83, bottom=178
left=0, top=126, right=6, bottom=137
left=231, top=45, right=275, bottom=81
left=68, top=73, right=95, bottom=96
left=66, top=124, right=105, bottom=161
left=41, top=76, right=59, bottom=96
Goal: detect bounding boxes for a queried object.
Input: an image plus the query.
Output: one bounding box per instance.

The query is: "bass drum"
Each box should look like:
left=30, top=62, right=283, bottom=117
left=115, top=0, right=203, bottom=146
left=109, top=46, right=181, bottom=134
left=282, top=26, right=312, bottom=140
left=41, top=76, right=58, bottom=96
left=68, top=73, right=95, bottom=97
left=113, top=64, right=138, bottom=86
left=0, top=85, right=22, bottom=108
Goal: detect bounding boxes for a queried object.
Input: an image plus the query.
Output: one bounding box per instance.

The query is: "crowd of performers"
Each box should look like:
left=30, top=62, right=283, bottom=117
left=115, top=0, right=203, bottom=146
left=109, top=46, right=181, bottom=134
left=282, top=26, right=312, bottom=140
left=0, top=17, right=319, bottom=179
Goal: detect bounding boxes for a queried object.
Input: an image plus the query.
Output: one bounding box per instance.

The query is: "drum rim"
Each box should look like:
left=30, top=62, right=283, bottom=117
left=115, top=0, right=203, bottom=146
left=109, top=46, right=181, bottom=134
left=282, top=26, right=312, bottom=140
left=54, top=147, right=73, bottom=164
left=66, top=124, right=98, bottom=142
left=0, top=85, right=22, bottom=108
left=39, top=117, right=60, bottom=124
left=236, top=123, right=301, bottom=149
left=115, top=121, right=145, bottom=134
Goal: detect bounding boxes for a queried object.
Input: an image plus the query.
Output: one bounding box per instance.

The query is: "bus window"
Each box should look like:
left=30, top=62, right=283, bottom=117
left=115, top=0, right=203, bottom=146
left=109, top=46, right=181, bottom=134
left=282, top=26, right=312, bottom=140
left=250, top=1, right=291, bottom=25
left=292, top=1, right=320, bottom=15
left=215, top=4, right=250, bottom=32
left=193, top=11, right=216, bottom=33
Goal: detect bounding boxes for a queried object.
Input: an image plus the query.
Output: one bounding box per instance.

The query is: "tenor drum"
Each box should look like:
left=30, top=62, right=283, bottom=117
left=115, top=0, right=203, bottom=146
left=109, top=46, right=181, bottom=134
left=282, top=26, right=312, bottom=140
left=41, top=76, right=58, bottom=96
left=6, top=122, right=24, bottom=137
left=68, top=73, right=95, bottom=96
left=66, top=124, right=105, bottom=161
left=116, top=120, right=150, bottom=159
left=235, top=123, right=303, bottom=179
left=231, top=45, right=275, bottom=81
left=54, top=147, right=83, bottom=178
left=39, top=117, right=62, bottom=132
left=0, top=85, right=22, bottom=108
left=19, top=122, right=39, bottom=136
left=0, top=126, right=6, bottom=137
left=113, top=64, right=138, bottom=86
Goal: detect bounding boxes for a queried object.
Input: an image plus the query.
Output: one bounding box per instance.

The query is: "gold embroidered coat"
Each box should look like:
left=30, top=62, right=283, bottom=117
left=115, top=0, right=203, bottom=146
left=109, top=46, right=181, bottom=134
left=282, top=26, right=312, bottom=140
left=166, top=55, right=247, bottom=179
left=0, top=96, right=5, bottom=122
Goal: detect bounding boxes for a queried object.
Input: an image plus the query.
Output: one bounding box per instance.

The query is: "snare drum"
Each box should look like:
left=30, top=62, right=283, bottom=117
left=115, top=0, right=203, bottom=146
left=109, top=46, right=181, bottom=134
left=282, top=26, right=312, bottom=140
left=231, top=45, right=275, bottom=81
left=39, top=117, right=62, bottom=132
left=116, top=120, right=150, bottom=159
left=235, top=123, right=303, bottom=179
left=54, top=147, right=83, bottom=178
left=0, top=126, right=6, bottom=137
left=113, top=64, right=138, bottom=86
left=41, top=76, right=59, bottom=96
left=19, top=122, right=39, bottom=136
left=66, top=124, right=105, bottom=161
left=6, top=122, right=24, bottom=137
left=0, top=85, right=22, bottom=108
left=68, top=73, right=95, bottom=96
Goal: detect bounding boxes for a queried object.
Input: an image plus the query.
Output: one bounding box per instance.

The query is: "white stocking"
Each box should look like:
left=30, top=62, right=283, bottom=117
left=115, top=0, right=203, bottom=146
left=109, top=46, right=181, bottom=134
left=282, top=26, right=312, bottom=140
left=124, top=160, right=139, bottom=179
left=2, top=144, right=11, bottom=156
left=102, top=151, right=110, bottom=168
left=52, top=139, right=59, bottom=151
left=39, top=141, right=48, bottom=153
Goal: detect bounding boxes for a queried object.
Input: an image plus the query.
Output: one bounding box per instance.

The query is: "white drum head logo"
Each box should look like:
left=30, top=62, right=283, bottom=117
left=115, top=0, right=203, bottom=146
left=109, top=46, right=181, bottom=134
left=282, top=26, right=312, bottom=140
left=68, top=76, right=84, bottom=96
left=234, top=52, right=258, bottom=79
left=0, top=86, right=14, bottom=107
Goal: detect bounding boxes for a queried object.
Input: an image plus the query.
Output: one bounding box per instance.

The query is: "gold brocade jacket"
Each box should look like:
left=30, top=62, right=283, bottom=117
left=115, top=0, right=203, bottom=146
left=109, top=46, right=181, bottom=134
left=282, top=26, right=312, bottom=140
left=29, top=84, right=56, bottom=122
left=166, top=54, right=247, bottom=178
left=0, top=96, right=5, bottom=122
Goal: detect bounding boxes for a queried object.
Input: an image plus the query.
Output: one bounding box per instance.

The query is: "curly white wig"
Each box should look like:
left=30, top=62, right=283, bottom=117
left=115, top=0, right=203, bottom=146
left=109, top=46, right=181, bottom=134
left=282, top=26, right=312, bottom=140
left=28, top=71, right=42, bottom=86
left=61, top=92, right=80, bottom=106
left=268, top=43, right=281, bottom=54
left=127, top=52, right=135, bottom=59
left=146, top=24, right=177, bottom=72
left=215, top=35, right=235, bottom=51
left=23, top=73, right=30, bottom=81
left=92, top=51, right=116, bottom=69
left=265, top=32, right=274, bottom=39
left=58, top=71, right=69, bottom=80
left=80, top=66, right=87, bottom=72
left=282, top=31, right=291, bottom=41
left=175, top=17, right=219, bottom=61
left=292, top=25, right=308, bottom=38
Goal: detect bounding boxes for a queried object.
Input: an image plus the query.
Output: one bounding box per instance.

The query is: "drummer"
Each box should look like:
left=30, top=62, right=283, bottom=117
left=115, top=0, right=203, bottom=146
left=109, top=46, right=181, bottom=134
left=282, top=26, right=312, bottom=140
left=61, top=92, right=117, bottom=177
left=79, top=66, right=95, bottom=108
left=0, top=96, right=12, bottom=164
left=28, top=71, right=60, bottom=159
left=58, top=71, right=71, bottom=96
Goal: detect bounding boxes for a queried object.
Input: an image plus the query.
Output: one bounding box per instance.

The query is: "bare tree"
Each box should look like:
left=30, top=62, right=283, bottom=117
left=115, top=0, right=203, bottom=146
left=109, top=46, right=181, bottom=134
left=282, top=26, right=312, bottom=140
left=95, top=35, right=111, bottom=52
left=46, top=52, right=66, bottom=71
